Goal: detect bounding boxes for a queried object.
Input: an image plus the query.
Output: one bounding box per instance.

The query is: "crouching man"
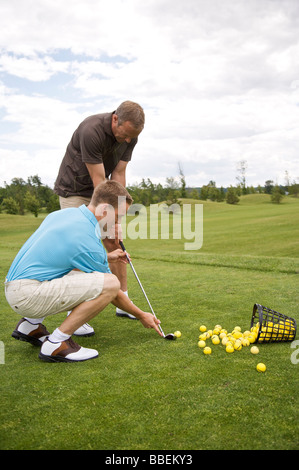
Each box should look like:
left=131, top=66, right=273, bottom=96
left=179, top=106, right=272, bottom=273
left=4, top=180, right=162, bottom=362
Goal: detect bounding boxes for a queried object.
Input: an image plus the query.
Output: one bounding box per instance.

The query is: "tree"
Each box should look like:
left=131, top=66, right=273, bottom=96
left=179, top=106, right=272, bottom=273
left=271, top=185, right=284, bottom=204
left=24, top=192, right=40, bottom=217
left=198, top=181, right=225, bottom=202
left=289, top=180, right=299, bottom=198
left=236, top=160, right=248, bottom=195
left=257, top=185, right=263, bottom=194
left=0, top=187, right=6, bottom=207
left=284, top=170, right=290, bottom=193
left=165, top=177, right=180, bottom=206
left=178, top=163, right=187, bottom=198
left=199, top=185, right=209, bottom=200
left=5, top=178, right=27, bottom=214
left=189, top=188, right=199, bottom=200
left=2, top=197, right=19, bottom=214
left=226, top=186, right=239, bottom=205
left=264, top=180, right=274, bottom=194
left=27, top=174, right=58, bottom=209
left=27, top=174, right=42, bottom=188
left=206, top=181, right=217, bottom=201
left=217, top=187, right=226, bottom=202
left=46, top=194, right=60, bottom=213
left=0, top=174, right=61, bottom=215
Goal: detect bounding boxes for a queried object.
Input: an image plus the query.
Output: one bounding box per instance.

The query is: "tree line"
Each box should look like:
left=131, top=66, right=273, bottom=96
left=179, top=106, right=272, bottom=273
left=1, top=171, right=298, bottom=217
left=0, top=175, right=60, bottom=217
left=128, top=176, right=299, bottom=206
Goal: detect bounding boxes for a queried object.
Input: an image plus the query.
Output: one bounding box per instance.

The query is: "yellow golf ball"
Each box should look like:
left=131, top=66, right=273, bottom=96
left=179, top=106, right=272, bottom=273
left=248, top=333, right=256, bottom=343
left=174, top=331, right=181, bottom=338
left=250, top=346, right=259, bottom=355
left=211, top=335, right=220, bottom=345
left=233, top=331, right=243, bottom=340
left=226, top=344, right=234, bottom=353
left=203, top=346, right=212, bottom=355
left=256, top=363, right=266, bottom=372
left=199, top=333, right=208, bottom=341
left=198, top=340, right=206, bottom=348
left=234, top=340, right=242, bottom=351
left=213, top=328, right=221, bottom=336
left=199, top=325, right=207, bottom=332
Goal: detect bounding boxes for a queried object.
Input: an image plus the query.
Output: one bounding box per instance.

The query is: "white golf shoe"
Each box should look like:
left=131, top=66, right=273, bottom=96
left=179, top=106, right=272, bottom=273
left=66, top=311, right=95, bottom=336
left=72, top=322, right=95, bottom=337
left=39, top=338, right=99, bottom=362
left=116, top=307, right=137, bottom=320
left=12, top=318, right=50, bottom=346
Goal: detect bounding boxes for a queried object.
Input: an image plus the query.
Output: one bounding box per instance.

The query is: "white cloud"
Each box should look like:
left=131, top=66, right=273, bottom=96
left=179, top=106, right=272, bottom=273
left=0, top=54, right=70, bottom=81
left=0, top=90, right=84, bottom=145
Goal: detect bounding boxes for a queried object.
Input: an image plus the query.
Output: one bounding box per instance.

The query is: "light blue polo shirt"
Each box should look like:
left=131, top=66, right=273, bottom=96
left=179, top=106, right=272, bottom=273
left=6, top=205, right=111, bottom=282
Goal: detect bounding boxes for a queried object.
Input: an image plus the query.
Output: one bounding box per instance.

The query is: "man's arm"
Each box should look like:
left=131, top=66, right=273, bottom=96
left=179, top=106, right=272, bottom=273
left=111, top=289, right=163, bottom=336
left=111, top=160, right=128, bottom=187
left=85, top=162, right=106, bottom=187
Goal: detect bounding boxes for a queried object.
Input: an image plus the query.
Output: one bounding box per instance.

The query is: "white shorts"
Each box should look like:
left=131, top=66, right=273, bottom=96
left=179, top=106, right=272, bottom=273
left=5, top=271, right=105, bottom=319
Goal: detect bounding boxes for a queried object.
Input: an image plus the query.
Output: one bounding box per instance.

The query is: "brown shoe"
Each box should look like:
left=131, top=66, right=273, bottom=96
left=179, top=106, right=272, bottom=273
left=12, top=318, right=50, bottom=346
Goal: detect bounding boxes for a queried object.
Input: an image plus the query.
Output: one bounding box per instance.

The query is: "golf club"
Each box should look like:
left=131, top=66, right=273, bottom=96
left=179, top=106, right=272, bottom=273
left=119, top=241, right=176, bottom=340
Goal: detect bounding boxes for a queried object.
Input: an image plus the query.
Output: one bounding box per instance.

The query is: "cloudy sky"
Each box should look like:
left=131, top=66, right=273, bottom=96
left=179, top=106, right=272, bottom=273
left=0, top=0, right=299, bottom=189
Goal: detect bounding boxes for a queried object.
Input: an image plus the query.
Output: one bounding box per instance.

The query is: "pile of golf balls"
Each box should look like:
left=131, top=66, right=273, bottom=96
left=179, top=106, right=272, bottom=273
left=198, top=323, right=266, bottom=372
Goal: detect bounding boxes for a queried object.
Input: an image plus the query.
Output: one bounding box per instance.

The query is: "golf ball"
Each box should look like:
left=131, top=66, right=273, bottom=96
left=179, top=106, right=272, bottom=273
left=174, top=331, right=181, bottom=338
left=199, top=325, right=207, bottom=332
left=198, top=340, right=206, bottom=348
left=226, top=344, right=234, bottom=353
left=211, top=335, right=220, bottom=345
left=250, top=346, right=259, bottom=355
left=256, top=363, right=266, bottom=372
left=203, top=346, right=212, bottom=355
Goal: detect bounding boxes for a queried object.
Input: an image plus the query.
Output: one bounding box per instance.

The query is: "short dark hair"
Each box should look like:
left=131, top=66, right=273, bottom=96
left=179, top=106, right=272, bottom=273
left=90, top=180, right=133, bottom=208
left=115, top=101, right=145, bottom=130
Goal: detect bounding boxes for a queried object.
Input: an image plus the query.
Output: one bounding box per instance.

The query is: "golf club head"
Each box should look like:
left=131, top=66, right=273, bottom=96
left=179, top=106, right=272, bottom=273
left=164, top=333, right=177, bottom=340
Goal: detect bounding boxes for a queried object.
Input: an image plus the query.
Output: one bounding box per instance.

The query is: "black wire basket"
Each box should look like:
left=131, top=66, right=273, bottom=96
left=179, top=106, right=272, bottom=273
left=250, top=304, right=297, bottom=343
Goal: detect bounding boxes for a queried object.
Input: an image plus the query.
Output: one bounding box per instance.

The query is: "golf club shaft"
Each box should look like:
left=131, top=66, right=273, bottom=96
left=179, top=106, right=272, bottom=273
left=119, top=241, right=165, bottom=337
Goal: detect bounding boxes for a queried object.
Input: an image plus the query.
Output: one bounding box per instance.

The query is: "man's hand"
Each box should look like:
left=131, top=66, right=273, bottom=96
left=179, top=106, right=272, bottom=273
left=139, top=311, right=163, bottom=336
left=107, top=248, right=130, bottom=264
left=111, top=290, right=163, bottom=337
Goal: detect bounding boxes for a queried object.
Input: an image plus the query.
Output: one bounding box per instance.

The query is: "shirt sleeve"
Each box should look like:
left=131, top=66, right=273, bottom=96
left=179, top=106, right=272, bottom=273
left=79, top=123, right=105, bottom=164
left=120, top=138, right=138, bottom=162
left=72, top=250, right=111, bottom=274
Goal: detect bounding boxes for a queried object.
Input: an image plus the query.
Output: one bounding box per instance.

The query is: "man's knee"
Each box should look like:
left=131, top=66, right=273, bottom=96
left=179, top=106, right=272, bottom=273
left=103, top=273, right=120, bottom=297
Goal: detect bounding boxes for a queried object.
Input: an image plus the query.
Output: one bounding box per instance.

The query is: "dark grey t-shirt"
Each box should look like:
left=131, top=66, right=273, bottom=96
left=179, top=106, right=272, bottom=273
left=54, top=112, right=137, bottom=198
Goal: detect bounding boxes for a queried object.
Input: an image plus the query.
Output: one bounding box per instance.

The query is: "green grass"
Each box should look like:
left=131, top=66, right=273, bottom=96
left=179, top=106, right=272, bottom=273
left=0, top=195, right=298, bottom=450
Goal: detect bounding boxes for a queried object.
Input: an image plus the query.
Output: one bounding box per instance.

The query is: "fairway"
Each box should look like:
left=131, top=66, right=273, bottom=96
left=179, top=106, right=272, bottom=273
left=0, top=194, right=298, bottom=450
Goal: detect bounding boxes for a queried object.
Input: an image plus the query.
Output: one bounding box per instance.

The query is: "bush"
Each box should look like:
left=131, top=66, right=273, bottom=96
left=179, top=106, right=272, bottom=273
left=2, top=197, right=19, bottom=214
left=24, top=192, right=40, bottom=217
left=271, top=185, right=284, bottom=204
left=226, top=186, right=240, bottom=205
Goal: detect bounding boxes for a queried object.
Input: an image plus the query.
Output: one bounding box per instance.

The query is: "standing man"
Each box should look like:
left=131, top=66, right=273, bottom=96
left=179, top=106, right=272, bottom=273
left=54, top=101, right=145, bottom=334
